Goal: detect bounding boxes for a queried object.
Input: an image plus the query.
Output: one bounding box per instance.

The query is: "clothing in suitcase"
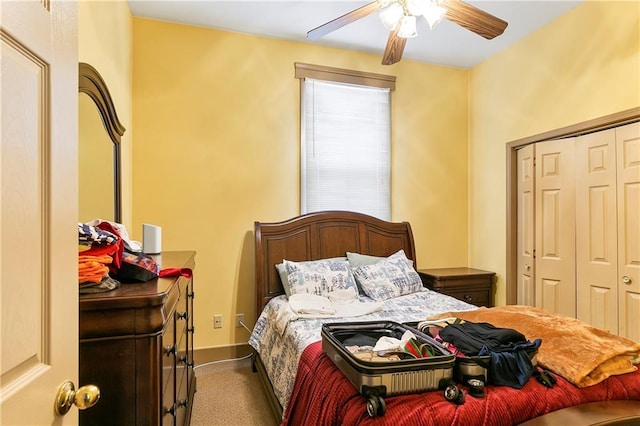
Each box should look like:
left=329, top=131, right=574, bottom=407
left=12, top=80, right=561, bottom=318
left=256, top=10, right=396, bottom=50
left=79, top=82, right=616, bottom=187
left=413, top=318, right=541, bottom=390
left=321, top=321, right=457, bottom=417
left=406, top=319, right=490, bottom=394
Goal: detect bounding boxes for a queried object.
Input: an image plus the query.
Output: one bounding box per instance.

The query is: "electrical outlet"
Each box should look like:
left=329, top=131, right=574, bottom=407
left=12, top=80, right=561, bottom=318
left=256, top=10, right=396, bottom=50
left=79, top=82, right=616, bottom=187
left=235, top=313, right=244, bottom=328
left=214, top=314, right=222, bottom=329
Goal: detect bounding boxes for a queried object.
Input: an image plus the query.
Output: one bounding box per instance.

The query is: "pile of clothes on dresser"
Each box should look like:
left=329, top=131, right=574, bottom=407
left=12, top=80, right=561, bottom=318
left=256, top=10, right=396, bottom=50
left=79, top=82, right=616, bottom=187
left=78, top=220, right=157, bottom=293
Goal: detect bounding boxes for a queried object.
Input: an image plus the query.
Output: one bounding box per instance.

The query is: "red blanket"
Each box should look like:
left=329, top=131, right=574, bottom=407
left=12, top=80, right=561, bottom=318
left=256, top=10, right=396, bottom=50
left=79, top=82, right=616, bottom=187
left=283, top=341, right=640, bottom=426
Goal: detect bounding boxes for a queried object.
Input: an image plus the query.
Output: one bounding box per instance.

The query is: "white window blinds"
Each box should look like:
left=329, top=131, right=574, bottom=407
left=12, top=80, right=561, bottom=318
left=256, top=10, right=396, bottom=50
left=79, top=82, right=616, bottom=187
left=301, top=78, right=391, bottom=220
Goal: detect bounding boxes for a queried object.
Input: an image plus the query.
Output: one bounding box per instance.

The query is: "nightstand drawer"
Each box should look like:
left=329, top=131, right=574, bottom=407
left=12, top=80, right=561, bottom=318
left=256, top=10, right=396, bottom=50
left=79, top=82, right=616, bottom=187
left=418, top=267, right=495, bottom=307
left=443, top=288, right=489, bottom=307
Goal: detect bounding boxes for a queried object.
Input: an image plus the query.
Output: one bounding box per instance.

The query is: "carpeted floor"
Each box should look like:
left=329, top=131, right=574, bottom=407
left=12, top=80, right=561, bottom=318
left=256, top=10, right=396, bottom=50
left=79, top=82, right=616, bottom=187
left=190, top=356, right=279, bottom=426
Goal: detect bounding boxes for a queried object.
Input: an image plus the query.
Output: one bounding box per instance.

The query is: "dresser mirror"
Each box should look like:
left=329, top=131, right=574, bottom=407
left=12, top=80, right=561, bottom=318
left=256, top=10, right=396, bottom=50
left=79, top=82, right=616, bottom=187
left=78, top=62, right=125, bottom=223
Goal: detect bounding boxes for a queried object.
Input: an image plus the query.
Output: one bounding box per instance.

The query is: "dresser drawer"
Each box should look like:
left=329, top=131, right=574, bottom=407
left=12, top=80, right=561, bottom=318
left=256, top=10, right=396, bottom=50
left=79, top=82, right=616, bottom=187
left=175, top=362, right=189, bottom=426
left=162, top=368, right=176, bottom=425
left=444, top=288, right=490, bottom=307
left=162, top=314, right=176, bottom=387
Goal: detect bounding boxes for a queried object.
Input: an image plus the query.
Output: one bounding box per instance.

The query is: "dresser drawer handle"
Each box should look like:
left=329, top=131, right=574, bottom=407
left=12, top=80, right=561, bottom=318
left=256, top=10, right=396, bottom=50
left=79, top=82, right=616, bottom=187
left=188, top=292, right=195, bottom=299
left=177, top=311, right=189, bottom=320
left=179, top=355, right=188, bottom=365
left=178, top=399, right=188, bottom=408
left=464, top=295, right=473, bottom=302
left=165, top=345, right=177, bottom=356
left=188, top=326, right=195, bottom=334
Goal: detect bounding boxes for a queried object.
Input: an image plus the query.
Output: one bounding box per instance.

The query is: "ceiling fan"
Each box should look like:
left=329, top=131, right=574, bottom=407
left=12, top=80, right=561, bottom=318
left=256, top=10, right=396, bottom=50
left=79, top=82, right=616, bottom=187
left=306, top=0, right=508, bottom=65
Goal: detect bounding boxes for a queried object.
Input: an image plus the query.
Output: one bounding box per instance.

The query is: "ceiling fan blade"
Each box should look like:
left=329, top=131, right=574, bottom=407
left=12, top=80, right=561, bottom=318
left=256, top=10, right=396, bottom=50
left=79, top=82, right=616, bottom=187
left=307, top=1, right=381, bottom=40
left=441, top=0, right=508, bottom=40
left=381, top=28, right=407, bottom=65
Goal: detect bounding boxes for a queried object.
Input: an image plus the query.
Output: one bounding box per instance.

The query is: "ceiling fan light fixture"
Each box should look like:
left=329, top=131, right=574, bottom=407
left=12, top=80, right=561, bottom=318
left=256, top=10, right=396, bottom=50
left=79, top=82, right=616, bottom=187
left=423, top=2, right=446, bottom=29
left=379, top=2, right=404, bottom=30
left=406, top=0, right=427, bottom=16
left=397, top=15, right=418, bottom=38
left=308, top=0, right=508, bottom=66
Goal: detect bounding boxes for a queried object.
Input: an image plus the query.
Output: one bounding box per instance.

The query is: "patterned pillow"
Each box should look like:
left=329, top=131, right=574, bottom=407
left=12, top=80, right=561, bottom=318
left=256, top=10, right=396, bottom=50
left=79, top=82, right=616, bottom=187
left=283, top=258, right=358, bottom=300
left=352, top=250, right=423, bottom=301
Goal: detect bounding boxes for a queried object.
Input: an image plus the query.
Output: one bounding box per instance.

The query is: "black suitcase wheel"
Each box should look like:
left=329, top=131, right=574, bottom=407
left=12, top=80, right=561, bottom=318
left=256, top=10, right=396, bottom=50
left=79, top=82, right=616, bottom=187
left=366, top=395, right=386, bottom=417
left=444, top=384, right=465, bottom=405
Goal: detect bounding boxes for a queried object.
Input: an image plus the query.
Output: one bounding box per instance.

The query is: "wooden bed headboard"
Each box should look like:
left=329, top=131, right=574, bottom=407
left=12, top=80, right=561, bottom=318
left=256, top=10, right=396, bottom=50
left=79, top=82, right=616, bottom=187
left=254, top=210, right=416, bottom=319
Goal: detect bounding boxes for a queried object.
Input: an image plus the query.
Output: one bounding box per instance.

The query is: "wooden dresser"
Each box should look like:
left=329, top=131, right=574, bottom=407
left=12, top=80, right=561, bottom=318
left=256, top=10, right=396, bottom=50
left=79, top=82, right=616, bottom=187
left=418, top=267, right=495, bottom=307
left=79, top=251, right=196, bottom=425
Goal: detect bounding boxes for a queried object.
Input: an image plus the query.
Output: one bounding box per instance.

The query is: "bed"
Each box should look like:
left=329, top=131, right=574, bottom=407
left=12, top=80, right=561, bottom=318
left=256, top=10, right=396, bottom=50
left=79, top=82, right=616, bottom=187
left=248, top=211, right=640, bottom=425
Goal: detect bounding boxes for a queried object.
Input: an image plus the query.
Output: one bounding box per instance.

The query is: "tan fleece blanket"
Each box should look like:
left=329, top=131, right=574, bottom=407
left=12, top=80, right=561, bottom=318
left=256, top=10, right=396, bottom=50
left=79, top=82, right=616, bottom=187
left=429, top=305, right=640, bottom=388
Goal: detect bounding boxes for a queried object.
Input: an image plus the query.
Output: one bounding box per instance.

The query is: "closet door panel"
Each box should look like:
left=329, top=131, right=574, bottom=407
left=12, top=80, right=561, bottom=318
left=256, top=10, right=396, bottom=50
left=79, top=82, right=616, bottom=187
left=535, top=139, right=576, bottom=317
left=517, top=144, right=535, bottom=305
left=617, top=122, right=640, bottom=341
left=575, top=129, right=618, bottom=333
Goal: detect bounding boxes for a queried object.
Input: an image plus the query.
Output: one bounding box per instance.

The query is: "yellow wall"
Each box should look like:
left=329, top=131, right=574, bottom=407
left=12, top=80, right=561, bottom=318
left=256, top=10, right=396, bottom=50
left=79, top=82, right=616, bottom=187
left=469, top=1, right=640, bottom=305
left=132, top=18, right=469, bottom=349
left=78, top=1, right=133, bottom=228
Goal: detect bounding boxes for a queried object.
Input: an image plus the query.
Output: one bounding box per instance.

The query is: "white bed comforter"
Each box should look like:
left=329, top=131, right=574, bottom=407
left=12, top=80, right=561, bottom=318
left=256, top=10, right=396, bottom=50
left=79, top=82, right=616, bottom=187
left=248, top=288, right=476, bottom=412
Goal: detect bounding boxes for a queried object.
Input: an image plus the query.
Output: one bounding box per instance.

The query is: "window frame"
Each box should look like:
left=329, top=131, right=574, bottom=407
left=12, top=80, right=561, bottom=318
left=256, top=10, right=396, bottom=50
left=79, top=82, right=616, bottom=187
left=295, top=63, right=396, bottom=220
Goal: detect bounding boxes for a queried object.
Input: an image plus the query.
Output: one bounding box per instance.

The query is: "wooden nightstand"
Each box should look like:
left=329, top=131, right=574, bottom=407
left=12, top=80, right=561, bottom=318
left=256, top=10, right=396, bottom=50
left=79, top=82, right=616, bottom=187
left=418, top=267, right=495, bottom=307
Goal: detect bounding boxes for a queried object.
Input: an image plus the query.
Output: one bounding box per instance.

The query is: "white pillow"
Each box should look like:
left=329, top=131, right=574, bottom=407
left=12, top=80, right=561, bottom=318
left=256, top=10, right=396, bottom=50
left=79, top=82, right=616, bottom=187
left=352, top=249, right=423, bottom=301
left=283, top=258, right=358, bottom=300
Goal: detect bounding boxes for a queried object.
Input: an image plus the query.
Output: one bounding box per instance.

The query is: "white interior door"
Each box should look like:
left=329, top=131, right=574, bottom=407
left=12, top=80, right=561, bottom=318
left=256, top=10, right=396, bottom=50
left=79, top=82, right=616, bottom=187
left=535, top=138, right=576, bottom=317
left=575, top=129, right=618, bottom=333
left=516, top=144, right=535, bottom=305
left=616, top=122, right=640, bottom=341
left=1, top=1, right=80, bottom=424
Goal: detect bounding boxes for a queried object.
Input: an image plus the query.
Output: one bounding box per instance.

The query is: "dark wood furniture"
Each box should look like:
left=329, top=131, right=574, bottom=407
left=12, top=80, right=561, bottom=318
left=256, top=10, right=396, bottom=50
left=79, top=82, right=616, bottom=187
left=519, top=400, right=640, bottom=426
left=418, top=267, right=495, bottom=307
left=79, top=250, right=196, bottom=426
left=254, top=210, right=416, bottom=419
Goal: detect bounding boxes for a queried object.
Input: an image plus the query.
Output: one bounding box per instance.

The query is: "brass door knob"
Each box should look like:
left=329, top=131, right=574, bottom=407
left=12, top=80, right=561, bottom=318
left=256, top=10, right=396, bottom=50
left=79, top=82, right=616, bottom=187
left=622, top=275, right=632, bottom=285
left=54, top=381, right=100, bottom=416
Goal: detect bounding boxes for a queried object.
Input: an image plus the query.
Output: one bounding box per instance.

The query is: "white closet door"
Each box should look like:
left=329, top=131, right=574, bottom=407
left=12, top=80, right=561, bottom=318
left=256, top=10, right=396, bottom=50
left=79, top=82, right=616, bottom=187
left=616, top=122, right=640, bottom=341
left=535, top=139, right=576, bottom=317
left=517, top=144, right=535, bottom=305
left=575, top=129, right=618, bottom=333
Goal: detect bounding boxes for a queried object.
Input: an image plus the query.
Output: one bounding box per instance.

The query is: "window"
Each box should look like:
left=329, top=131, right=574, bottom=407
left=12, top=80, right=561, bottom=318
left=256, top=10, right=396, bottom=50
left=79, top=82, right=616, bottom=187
left=296, top=63, right=395, bottom=221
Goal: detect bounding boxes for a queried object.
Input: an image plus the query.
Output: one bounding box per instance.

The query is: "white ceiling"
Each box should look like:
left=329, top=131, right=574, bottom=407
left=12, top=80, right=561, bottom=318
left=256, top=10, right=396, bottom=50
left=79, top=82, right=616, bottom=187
left=127, top=0, right=583, bottom=68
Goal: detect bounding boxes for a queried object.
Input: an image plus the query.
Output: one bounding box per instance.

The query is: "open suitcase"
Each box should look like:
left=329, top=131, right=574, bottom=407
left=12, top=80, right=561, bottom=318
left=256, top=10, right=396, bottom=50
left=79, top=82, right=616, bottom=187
left=321, top=321, right=457, bottom=417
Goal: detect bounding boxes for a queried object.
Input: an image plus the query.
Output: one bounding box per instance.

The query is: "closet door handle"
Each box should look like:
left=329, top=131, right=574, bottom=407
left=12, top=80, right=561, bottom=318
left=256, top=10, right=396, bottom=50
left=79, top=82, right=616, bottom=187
left=622, top=276, right=632, bottom=285
left=164, top=404, right=176, bottom=417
